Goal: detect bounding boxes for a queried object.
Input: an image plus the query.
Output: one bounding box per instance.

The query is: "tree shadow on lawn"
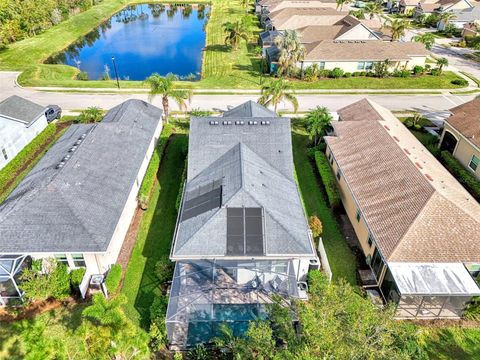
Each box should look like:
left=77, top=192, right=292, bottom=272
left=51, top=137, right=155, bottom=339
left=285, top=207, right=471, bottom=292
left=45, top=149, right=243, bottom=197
left=133, top=134, right=188, bottom=329
left=425, top=328, right=479, bottom=360
left=205, top=44, right=230, bottom=53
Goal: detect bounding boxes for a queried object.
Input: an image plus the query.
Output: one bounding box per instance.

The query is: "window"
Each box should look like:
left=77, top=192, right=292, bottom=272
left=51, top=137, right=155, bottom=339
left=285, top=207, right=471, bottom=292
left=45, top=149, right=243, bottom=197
left=357, top=62, right=374, bottom=70
left=318, top=62, right=325, bottom=70
left=356, top=209, right=361, bottom=222
left=367, top=233, right=374, bottom=248
left=371, top=248, right=384, bottom=280
left=72, top=254, right=86, bottom=268
left=1, top=148, right=7, bottom=161
left=468, top=155, right=479, bottom=171
left=336, top=169, right=342, bottom=180
left=54, top=254, right=69, bottom=266
left=365, top=61, right=373, bottom=70
left=357, top=62, right=366, bottom=70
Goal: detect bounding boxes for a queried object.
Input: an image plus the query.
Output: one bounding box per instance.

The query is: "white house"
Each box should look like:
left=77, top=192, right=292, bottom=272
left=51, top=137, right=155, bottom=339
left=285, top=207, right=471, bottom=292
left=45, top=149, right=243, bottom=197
left=437, top=6, right=480, bottom=30
left=0, top=99, right=163, bottom=304
left=0, top=95, right=48, bottom=170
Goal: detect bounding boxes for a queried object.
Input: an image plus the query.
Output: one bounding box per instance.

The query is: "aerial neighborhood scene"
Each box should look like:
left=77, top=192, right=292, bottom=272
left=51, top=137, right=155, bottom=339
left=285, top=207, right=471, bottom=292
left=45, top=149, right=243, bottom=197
left=0, top=0, right=480, bottom=359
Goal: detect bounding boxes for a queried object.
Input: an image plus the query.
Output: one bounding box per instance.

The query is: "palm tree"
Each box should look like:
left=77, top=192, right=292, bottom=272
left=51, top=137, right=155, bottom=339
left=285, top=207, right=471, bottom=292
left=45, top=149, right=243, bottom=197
left=349, top=9, right=366, bottom=19
left=413, top=32, right=435, bottom=50
left=336, top=0, right=352, bottom=11
left=258, top=77, right=298, bottom=113
left=438, top=11, right=456, bottom=27
left=224, top=20, right=249, bottom=50
left=82, top=294, right=127, bottom=332
left=385, top=18, right=410, bottom=41
left=436, top=57, right=448, bottom=73
left=305, top=106, right=333, bottom=146
left=78, top=106, right=103, bottom=123
left=364, top=2, right=383, bottom=21
left=274, top=30, right=305, bottom=77
left=240, top=0, right=250, bottom=9
left=144, top=73, right=192, bottom=122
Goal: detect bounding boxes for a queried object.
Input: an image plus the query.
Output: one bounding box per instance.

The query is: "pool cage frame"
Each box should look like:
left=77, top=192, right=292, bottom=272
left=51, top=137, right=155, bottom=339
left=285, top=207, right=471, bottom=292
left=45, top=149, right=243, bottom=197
left=0, top=255, right=31, bottom=306
left=166, top=259, right=300, bottom=348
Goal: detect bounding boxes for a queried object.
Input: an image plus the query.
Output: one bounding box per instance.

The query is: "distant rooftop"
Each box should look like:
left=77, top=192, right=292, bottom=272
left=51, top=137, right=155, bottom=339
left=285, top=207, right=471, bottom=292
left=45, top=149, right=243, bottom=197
left=325, top=99, right=480, bottom=263
left=223, top=101, right=278, bottom=118
left=0, top=99, right=162, bottom=253
left=446, top=98, right=480, bottom=148
left=0, top=95, right=46, bottom=126
left=172, top=106, right=315, bottom=259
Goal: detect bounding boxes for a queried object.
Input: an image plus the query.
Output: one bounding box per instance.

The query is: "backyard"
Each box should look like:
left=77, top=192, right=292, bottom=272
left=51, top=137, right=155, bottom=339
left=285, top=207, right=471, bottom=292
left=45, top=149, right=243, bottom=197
left=0, top=0, right=468, bottom=90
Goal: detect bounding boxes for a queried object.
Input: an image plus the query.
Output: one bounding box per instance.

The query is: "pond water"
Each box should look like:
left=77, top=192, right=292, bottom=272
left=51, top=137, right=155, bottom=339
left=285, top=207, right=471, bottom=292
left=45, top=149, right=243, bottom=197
left=47, top=4, right=209, bottom=81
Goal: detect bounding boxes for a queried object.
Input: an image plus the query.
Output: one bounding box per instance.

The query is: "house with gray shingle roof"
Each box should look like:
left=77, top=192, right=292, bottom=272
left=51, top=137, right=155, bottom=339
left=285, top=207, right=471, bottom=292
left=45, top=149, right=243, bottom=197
left=0, top=99, right=162, bottom=304
left=0, top=95, right=48, bottom=170
left=166, top=102, right=318, bottom=349
left=325, top=98, right=480, bottom=319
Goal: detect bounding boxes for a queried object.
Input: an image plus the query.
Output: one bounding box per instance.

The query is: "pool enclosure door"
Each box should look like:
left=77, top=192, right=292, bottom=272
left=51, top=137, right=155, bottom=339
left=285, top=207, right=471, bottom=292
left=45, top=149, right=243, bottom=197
left=0, top=255, right=31, bottom=305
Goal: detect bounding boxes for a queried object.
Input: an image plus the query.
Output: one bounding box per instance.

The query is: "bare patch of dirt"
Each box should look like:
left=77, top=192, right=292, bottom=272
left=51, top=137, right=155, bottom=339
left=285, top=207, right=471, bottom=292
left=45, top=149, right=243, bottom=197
left=0, top=297, right=76, bottom=323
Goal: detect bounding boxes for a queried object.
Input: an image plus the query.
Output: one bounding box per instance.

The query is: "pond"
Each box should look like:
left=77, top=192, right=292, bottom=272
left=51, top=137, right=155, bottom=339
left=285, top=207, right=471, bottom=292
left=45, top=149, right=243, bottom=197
left=47, top=4, right=210, bottom=81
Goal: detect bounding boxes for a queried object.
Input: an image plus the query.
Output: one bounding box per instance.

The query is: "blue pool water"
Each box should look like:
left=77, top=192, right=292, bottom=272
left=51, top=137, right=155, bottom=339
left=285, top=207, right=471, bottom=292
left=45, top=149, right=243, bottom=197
left=47, top=4, right=209, bottom=80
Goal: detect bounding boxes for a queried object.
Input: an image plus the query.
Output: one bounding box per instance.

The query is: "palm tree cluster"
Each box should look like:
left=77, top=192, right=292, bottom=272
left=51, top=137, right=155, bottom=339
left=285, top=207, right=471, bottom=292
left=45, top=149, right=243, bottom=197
left=258, top=77, right=298, bottom=112
left=385, top=18, right=410, bottom=41
left=274, top=30, right=305, bottom=77
left=224, top=19, right=249, bottom=50
left=413, top=32, right=435, bottom=50
left=305, top=106, right=333, bottom=146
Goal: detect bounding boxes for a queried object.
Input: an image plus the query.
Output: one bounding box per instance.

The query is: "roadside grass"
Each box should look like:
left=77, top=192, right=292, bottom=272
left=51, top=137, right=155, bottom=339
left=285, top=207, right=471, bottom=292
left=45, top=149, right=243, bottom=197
left=0, top=123, right=69, bottom=203
left=121, top=134, right=188, bottom=328
left=423, top=326, right=480, bottom=360
left=292, top=127, right=357, bottom=285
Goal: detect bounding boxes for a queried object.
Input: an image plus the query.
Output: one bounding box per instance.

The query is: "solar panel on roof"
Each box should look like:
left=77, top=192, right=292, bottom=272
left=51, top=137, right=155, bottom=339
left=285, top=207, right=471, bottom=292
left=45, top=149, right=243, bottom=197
left=226, top=207, right=264, bottom=256
left=181, top=182, right=222, bottom=221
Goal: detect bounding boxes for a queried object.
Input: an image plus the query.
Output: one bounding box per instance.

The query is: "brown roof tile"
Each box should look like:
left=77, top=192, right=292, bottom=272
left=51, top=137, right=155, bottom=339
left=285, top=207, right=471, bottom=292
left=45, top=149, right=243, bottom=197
left=446, top=98, right=480, bottom=148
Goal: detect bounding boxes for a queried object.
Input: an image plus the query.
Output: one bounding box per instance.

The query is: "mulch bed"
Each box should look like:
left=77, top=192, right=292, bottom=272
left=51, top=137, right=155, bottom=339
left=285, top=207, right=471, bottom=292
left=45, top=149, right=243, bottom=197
left=0, top=297, right=76, bottom=323
left=410, top=318, right=480, bottom=329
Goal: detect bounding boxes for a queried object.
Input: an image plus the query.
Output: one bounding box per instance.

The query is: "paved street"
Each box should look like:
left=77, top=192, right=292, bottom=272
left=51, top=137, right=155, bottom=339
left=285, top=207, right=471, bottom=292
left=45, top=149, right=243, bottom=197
left=431, top=44, right=480, bottom=80
left=0, top=72, right=476, bottom=115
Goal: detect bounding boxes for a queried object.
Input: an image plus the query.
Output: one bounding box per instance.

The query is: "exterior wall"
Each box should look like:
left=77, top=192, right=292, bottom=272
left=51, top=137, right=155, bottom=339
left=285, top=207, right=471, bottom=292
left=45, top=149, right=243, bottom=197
left=449, top=0, right=473, bottom=11
left=336, top=25, right=378, bottom=40
left=300, top=56, right=426, bottom=73
left=0, top=114, right=48, bottom=170
left=440, top=123, right=480, bottom=179
left=438, top=19, right=467, bottom=30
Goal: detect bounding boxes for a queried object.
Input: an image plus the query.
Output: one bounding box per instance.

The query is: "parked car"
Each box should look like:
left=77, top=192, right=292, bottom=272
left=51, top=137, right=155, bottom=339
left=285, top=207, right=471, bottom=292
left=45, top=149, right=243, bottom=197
left=45, top=105, right=62, bottom=122
left=355, top=1, right=366, bottom=8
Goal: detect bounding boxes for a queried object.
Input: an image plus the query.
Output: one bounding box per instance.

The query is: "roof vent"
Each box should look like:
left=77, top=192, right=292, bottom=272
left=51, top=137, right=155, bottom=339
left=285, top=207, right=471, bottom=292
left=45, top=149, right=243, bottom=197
left=222, top=120, right=232, bottom=125
left=56, top=161, right=65, bottom=170
left=261, top=121, right=270, bottom=125
left=80, top=133, right=87, bottom=139
left=75, top=139, right=82, bottom=145
left=209, top=121, right=219, bottom=125
left=69, top=146, right=78, bottom=152
left=248, top=121, right=254, bottom=125
left=425, top=174, right=433, bottom=182
left=62, top=154, right=71, bottom=162
left=235, top=121, right=245, bottom=125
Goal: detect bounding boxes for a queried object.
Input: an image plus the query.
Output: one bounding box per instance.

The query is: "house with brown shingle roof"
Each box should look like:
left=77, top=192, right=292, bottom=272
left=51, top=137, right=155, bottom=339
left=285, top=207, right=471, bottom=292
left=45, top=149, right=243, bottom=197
left=324, top=98, right=480, bottom=319
left=439, top=98, right=480, bottom=179
left=256, top=0, right=341, bottom=16
left=264, top=7, right=348, bottom=30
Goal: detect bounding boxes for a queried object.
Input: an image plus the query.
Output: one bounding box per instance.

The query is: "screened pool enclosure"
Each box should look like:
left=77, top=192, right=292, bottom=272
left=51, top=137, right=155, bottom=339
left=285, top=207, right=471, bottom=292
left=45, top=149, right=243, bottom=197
left=0, top=255, right=30, bottom=305
left=166, top=260, right=300, bottom=348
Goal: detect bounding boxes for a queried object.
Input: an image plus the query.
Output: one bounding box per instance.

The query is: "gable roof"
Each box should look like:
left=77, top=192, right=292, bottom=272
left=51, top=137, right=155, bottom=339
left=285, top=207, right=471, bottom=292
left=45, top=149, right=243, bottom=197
left=448, top=6, right=480, bottom=21
left=0, top=95, right=46, bottom=126
left=223, top=101, right=278, bottom=118
left=325, top=99, right=480, bottom=263
left=0, top=99, right=162, bottom=253
left=446, top=98, right=480, bottom=148
left=172, top=110, right=315, bottom=259
left=304, top=40, right=428, bottom=61
left=268, top=7, right=348, bottom=29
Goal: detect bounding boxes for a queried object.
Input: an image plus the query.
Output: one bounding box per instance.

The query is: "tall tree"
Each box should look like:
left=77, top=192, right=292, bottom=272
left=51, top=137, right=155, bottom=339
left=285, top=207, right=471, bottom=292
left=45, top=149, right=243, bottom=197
left=385, top=18, right=410, bottom=41
left=258, top=77, right=298, bottom=113
left=305, top=106, right=333, bottom=146
left=82, top=293, right=127, bottom=331
left=274, top=30, right=305, bottom=77
left=364, top=2, right=383, bottom=20
left=413, top=32, right=435, bottom=50
left=144, top=73, right=192, bottom=121
left=438, top=11, right=456, bottom=27
left=436, top=57, right=448, bottom=73
left=223, top=20, right=249, bottom=50
left=336, top=0, right=352, bottom=11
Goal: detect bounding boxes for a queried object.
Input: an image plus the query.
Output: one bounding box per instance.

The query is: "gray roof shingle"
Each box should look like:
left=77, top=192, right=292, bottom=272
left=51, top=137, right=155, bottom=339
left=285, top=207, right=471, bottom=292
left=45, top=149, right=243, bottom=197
left=0, top=95, right=46, bottom=125
left=223, top=101, right=278, bottom=118
left=172, top=112, right=315, bottom=259
left=0, top=99, right=162, bottom=253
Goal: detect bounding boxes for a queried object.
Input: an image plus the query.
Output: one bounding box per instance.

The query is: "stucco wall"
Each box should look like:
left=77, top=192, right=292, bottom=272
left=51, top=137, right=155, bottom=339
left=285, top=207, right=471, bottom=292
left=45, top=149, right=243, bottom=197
left=0, top=114, right=48, bottom=170
left=336, top=25, right=378, bottom=40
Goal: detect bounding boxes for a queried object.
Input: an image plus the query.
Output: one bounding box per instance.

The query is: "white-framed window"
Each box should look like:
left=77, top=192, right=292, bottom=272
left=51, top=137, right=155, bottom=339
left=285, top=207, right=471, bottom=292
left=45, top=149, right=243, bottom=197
left=54, top=254, right=69, bottom=266
left=72, top=253, right=86, bottom=268
left=1, top=148, right=7, bottom=160
left=357, top=61, right=373, bottom=70
left=468, top=155, right=479, bottom=171
left=318, top=62, right=326, bottom=70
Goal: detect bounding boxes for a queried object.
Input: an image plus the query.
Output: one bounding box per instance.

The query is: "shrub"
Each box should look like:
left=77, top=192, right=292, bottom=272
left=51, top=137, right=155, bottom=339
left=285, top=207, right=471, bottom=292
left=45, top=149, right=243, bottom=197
left=77, top=107, right=103, bottom=123
left=189, top=108, right=213, bottom=117
left=138, top=124, right=174, bottom=204
left=154, top=255, right=175, bottom=285
left=149, top=295, right=169, bottom=351
left=440, top=151, right=480, bottom=201
left=343, top=72, right=352, bottom=78
left=392, top=70, right=410, bottom=78
left=76, top=71, right=89, bottom=81
left=314, top=152, right=341, bottom=210
left=430, top=68, right=441, bottom=76
left=359, top=71, right=367, bottom=76
left=412, top=65, right=424, bottom=75
left=464, top=296, right=480, bottom=320
left=352, top=72, right=361, bottom=77
left=19, top=259, right=71, bottom=303
left=0, top=124, right=57, bottom=200
left=451, top=78, right=468, bottom=86
left=104, top=264, right=122, bottom=294
left=465, top=35, right=480, bottom=50
left=329, top=67, right=344, bottom=79
left=176, top=161, right=187, bottom=211
left=70, top=268, right=86, bottom=288
left=308, top=215, right=323, bottom=238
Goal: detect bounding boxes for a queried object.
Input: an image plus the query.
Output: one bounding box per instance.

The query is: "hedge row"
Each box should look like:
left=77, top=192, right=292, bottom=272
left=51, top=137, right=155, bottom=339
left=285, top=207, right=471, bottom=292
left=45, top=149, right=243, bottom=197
left=175, top=160, right=188, bottom=211
left=440, top=151, right=480, bottom=201
left=0, top=123, right=58, bottom=199
left=105, top=264, right=122, bottom=295
left=138, top=124, right=174, bottom=200
left=314, top=151, right=341, bottom=210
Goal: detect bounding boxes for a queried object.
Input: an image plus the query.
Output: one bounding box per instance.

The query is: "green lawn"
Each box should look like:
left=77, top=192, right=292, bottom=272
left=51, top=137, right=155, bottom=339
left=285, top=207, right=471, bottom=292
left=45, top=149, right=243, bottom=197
left=292, top=128, right=357, bottom=285
left=424, top=326, right=480, bottom=360
left=121, top=134, right=187, bottom=328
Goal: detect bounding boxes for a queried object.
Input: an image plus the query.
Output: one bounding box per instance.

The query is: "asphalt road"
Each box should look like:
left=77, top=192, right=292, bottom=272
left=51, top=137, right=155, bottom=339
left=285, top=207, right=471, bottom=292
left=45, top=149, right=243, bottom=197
left=431, top=44, right=480, bottom=80
left=0, top=72, right=476, bottom=115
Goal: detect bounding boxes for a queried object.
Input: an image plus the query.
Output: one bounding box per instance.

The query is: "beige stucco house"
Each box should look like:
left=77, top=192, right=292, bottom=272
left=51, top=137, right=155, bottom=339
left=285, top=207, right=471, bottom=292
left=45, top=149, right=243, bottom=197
left=263, top=7, right=348, bottom=30
left=439, top=98, right=480, bottom=179
left=414, top=0, right=475, bottom=15
left=324, top=99, right=480, bottom=319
